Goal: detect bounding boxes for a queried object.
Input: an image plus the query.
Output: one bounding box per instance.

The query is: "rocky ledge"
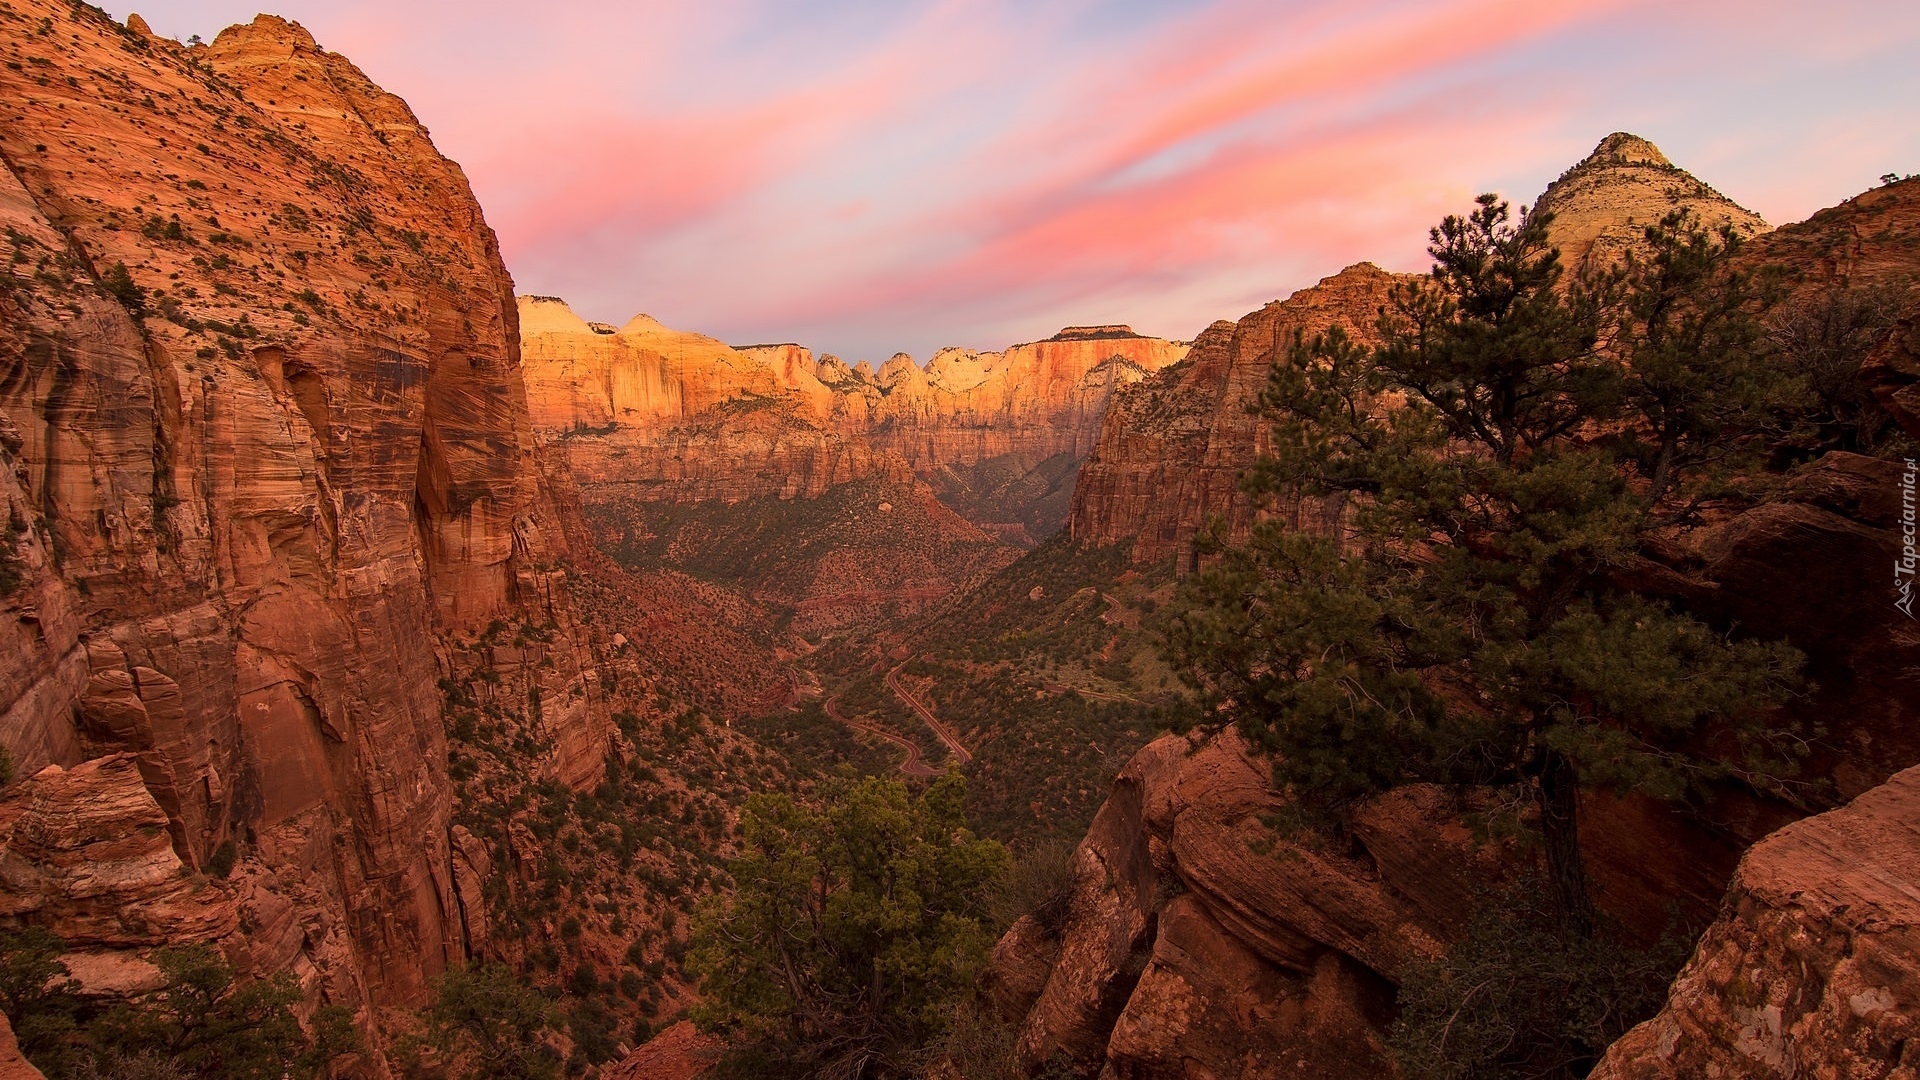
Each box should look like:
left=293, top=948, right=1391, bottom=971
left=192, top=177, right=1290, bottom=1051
left=1591, top=764, right=1920, bottom=1079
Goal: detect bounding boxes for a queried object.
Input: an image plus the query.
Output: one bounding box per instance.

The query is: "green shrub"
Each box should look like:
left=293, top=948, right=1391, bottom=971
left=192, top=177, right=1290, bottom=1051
left=688, top=775, right=1009, bottom=1076
left=98, top=262, right=145, bottom=313
left=1388, top=881, right=1691, bottom=1080
left=204, top=840, right=237, bottom=879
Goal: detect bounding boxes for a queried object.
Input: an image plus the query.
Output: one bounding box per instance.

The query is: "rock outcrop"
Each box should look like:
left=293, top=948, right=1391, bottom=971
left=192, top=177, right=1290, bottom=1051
left=0, top=0, right=611, bottom=1050
left=0, top=1015, right=42, bottom=1080
left=1590, top=764, right=1920, bottom=1080
left=1534, top=132, right=1769, bottom=271
left=0, top=756, right=239, bottom=950
left=1027, top=147, right=1920, bottom=1074
left=602, top=1021, right=719, bottom=1080
left=519, top=299, right=1187, bottom=539
left=1000, top=730, right=1403, bottom=1077
left=995, top=728, right=1754, bottom=1077
left=1067, top=263, right=1405, bottom=568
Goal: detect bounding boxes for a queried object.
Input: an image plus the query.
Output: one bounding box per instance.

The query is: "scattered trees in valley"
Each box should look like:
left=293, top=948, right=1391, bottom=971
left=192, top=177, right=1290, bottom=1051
left=688, top=775, right=1009, bottom=1079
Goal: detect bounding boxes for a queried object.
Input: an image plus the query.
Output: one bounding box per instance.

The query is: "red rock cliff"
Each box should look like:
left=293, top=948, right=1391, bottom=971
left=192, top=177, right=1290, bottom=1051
left=1067, top=263, right=1405, bottom=569
left=0, top=0, right=609, bottom=1041
left=519, top=298, right=1187, bottom=536
left=1590, top=762, right=1920, bottom=1080
left=1021, top=150, right=1920, bottom=1075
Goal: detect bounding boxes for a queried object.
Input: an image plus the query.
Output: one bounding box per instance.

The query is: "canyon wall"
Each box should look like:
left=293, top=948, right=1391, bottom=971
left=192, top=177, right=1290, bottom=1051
left=1066, top=262, right=1405, bottom=568
left=1590, top=762, right=1920, bottom=1080
left=1069, top=133, right=1772, bottom=571
left=1013, top=149, right=1920, bottom=1074
left=0, top=0, right=611, bottom=1045
left=519, top=298, right=1187, bottom=541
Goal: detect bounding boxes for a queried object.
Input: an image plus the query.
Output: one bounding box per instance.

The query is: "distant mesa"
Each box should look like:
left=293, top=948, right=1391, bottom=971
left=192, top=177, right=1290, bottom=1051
left=1049, top=325, right=1141, bottom=341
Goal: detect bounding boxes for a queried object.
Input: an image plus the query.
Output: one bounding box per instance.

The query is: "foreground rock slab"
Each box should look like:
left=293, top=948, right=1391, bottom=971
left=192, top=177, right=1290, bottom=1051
left=1592, top=764, right=1920, bottom=1079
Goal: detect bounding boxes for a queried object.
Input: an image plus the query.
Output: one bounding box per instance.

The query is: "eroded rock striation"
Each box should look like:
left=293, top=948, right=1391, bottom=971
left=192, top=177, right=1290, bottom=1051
left=1067, top=263, right=1405, bottom=569
left=1590, top=764, right=1920, bottom=1080
left=0, top=0, right=612, bottom=1046
left=519, top=298, right=1187, bottom=539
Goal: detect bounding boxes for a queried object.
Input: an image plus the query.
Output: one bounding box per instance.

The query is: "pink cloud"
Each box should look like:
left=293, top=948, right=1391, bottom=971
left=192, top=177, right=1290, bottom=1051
left=198, top=0, right=1919, bottom=356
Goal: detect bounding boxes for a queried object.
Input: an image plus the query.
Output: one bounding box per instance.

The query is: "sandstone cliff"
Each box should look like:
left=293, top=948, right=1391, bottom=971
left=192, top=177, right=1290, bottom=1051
left=519, top=297, right=1187, bottom=539
left=1590, top=763, right=1920, bottom=1080
left=1018, top=150, right=1920, bottom=1074
left=991, top=718, right=1791, bottom=1077
left=1067, top=134, right=1777, bottom=574
left=1067, top=263, right=1405, bottom=568
left=0, top=0, right=612, bottom=1048
left=1534, top=132, right=1770, bottom=272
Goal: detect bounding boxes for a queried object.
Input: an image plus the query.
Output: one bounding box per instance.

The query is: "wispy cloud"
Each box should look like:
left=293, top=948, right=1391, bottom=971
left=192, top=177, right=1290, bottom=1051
left=137, top=0, right=1920, bottom=359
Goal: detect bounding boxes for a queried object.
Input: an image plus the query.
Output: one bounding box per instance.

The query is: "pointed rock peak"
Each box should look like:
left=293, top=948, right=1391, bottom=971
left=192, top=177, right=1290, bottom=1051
left=1537, top=132, right=1768, bottom=270
left=619, top=313, right=669, bottom=336
left=125, top=13, right=153, bottom=36
left=516, top=295, right=593, bottom=336
left=1585, top=132, right=1671, bottom=169
left=214, top=13, right=319, bottom=52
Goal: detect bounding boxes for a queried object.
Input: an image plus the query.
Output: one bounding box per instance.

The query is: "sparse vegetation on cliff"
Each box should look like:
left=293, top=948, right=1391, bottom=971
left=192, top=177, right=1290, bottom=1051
left=0, top=931, right=355, bottom=1080
left=1388, top=881, right=1692, bottom=1080
left=0, top=510, right=26, bottom=599
left=1171, top=198, right=1809, bottom=940
left=688, top=775, right=1009, bottom=1079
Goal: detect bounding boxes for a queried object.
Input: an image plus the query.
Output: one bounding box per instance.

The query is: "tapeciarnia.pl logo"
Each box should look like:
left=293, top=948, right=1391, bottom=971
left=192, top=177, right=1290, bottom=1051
left=1900, top=458, right=1918, bottom=619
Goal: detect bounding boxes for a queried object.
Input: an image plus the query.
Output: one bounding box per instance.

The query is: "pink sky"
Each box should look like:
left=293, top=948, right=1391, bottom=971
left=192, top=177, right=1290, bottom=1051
left=137, top=0, right=1920, bottom=360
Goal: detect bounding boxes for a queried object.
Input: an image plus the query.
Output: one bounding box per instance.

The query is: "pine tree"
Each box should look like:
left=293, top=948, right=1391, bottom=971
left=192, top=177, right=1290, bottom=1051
left=688, top=773, right=1009, bottom=1077
left=1167, top=196, right=1805, bottom=937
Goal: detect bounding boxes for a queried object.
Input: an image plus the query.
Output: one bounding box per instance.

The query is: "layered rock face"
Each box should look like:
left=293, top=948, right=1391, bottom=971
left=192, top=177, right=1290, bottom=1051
left=1067, top=263, right=1405, bottom=568
left=1534, top=132, right=1770, bottom=272
left=1022, top=149, right=1920, bottom=1074
left=519, top=297, right=1186, bottom=538
left=0, top=0, right=608, bottom=1037
left=521, top=302, right=1183, bottom=629
left=1067, top=134, right=1772, bottom=573
left=993, top=729, right=1754, bottom=1077
left=1591, top=764, right=1920, bottom=1080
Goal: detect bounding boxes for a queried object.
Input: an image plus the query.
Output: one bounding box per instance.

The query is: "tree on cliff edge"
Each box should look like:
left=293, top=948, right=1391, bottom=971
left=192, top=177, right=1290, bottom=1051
left=1167, top=196, right=1805, bottom=938
left=688, top=773, right=1009, bottom=1079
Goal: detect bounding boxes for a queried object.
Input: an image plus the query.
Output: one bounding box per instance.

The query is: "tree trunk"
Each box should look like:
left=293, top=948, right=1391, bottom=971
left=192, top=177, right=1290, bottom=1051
left=1535, top=748, right=1597, bottom=940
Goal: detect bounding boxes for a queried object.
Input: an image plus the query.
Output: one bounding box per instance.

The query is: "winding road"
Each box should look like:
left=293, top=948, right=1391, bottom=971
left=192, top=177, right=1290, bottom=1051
left=887, top=658, right=973, bottom=765
left=824, top=695, right=941, bottom=778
